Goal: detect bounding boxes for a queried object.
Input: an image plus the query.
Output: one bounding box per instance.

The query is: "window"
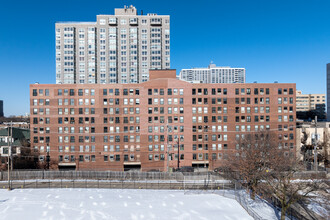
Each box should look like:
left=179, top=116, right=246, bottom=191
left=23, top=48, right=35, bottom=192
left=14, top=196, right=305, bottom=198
left=254, top=88, right=258, bottom=95
left=69, top=89, right=74, bottom=96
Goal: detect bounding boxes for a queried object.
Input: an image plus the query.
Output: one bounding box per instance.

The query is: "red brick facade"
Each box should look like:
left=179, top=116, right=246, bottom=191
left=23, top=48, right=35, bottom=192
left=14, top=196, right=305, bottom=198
left=30, top=72, right=296, bottom=171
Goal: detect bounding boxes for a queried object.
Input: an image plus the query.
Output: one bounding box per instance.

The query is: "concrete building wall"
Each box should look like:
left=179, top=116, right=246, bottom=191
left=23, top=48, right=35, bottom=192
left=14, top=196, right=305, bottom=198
left=30, top=72, right=296, bottom=171
left=179, top=64, right=245, bottom=84
left=296, top=90, right=325, bottom=112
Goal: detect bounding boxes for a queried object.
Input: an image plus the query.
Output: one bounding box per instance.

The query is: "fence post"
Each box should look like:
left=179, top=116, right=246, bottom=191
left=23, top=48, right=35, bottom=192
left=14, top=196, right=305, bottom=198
left=36, top=179, right=37, bottom=188
left=98, top=179, right=99, bottom=189
left=234, top=182, right=237, bottom=199
left=183, top=176, right=185, bottom=192
left=61, top=179, right=62, bottom=188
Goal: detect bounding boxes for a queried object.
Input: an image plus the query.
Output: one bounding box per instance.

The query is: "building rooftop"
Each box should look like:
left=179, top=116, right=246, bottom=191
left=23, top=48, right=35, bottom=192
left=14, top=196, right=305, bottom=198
left=0, top=127, right=30, bottom=140
left=181, top=63, right=244, bottom=70
left=57, top=5, right=168, bottom=24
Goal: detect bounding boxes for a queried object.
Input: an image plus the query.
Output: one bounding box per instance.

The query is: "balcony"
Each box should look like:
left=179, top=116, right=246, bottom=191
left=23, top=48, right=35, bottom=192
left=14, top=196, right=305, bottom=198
left=129, top=18, right=138, bottom=26
left=150, top=18, right=162, bottom=26
left=109, top=18, right=117, bottom=26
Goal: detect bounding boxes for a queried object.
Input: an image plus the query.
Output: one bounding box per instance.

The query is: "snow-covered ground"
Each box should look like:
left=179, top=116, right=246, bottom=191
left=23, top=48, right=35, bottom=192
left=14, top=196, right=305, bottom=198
left=307, top=195, right=330, bottom=218
left=233, top=190, right=281, bottom=220
left=188, top=190, right=282, bottom=220
left=0, top=189, right=253, bottom=220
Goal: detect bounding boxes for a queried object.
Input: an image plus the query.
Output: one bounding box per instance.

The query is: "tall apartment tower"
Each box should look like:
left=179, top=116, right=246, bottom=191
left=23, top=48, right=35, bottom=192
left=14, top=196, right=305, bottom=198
left=56, top=5, right=170, bottom=84
left=179, top=63, right=245, bottom=84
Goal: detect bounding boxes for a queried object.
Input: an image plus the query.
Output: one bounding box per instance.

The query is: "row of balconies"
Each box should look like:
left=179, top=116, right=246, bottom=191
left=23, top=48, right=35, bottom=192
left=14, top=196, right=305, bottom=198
left=108, top=18, right=162, bottom=26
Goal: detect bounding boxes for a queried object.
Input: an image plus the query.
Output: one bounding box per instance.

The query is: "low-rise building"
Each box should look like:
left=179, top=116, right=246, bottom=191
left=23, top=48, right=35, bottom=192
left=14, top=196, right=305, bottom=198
left=0, top=127, right=30, bottom=169
left=296, top=90, right=326, bottom=120
left=296, top=90, right=325, bottom=112
left=296, top=121, right=330, bottom=169
left=0, top=127, right=30, bottom=148
left=30, top=70, right=296, bottom=171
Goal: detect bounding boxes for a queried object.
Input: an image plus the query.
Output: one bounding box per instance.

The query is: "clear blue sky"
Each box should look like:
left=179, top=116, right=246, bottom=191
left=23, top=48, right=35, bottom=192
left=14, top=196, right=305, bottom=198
left=0, top=0, right=329, bottom=116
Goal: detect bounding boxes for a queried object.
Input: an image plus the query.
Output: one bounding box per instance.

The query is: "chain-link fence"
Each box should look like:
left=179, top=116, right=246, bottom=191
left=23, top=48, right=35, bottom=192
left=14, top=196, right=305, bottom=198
left=183, top=179, right=267, bottom=220
left=0, top=176, right=231, bottom=191
left=0, top=179, right=194, bottom=190
left=0, top=170, right=186, bottom=181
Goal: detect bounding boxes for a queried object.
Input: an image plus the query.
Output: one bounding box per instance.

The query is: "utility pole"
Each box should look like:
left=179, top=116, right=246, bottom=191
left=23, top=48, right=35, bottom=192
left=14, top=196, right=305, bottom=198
left=314, top=116, right=318, bottom=171
left=7, top=122, right=11, bottom=190
left=166, top=124, right=170, bottom=172
left=177, top=137, right=180, bottom=169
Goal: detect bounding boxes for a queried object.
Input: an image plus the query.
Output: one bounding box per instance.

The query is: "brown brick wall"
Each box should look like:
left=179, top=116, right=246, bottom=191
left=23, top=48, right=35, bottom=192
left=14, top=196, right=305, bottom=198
left=30, top=78, right=296, bottom=171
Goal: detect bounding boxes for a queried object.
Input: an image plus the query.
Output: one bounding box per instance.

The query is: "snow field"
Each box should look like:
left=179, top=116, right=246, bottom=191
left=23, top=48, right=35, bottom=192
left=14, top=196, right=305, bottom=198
left=0, top=188, right=253, bottom=220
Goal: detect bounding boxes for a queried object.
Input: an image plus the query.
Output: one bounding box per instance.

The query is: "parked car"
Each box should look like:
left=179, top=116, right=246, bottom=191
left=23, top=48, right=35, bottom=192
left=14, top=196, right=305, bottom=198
left=175, top=166, right=194, bottom=172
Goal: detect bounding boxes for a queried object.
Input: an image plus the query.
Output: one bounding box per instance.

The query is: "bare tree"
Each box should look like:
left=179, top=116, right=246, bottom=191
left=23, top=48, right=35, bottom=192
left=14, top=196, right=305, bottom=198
left=300, top=130, right=314, bottom=169
left=220, top=130, right=280, bottom=200
left=13, top=139, right=39, bottom=169
left=319, top=131, right=329, bottom=168
left=262, top=156, right=321, bottom=220
left=39, top=158, right=58, bottom=170
left=219, top=130, right=322, bottom=220
left=300, top=129, right=329, bottom=170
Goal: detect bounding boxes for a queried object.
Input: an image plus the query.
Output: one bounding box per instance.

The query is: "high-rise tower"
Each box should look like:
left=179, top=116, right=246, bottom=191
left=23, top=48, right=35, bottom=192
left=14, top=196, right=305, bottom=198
left=56, top=5, right=170, bottom=84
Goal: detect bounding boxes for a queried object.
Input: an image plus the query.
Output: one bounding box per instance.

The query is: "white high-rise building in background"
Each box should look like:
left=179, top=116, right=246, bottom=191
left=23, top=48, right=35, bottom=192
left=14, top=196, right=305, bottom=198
left=179, top=63, right=245, bottom=84
left=55, top=5, right=170, bottom=84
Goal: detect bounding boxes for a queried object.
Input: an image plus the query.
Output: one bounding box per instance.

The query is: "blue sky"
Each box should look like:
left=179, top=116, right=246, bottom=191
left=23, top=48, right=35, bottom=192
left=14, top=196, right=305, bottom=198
left=0, top=0, right=330, bottom=116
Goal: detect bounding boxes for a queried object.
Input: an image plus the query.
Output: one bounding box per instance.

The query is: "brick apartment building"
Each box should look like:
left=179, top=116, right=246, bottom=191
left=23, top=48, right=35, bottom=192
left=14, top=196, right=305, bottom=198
left=30, top=70, right=296, bottom=171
